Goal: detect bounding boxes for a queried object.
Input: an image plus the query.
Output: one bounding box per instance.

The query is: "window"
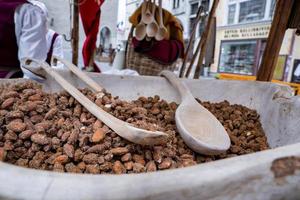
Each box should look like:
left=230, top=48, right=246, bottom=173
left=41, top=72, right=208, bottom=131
left=191, top=3, right=199, bottom=15
left=173, top=0, right=180, bottom=9
left=219, top=40, right=257, bottom=75
left=201, top=0, right=210, bottom=11
left=199, top=19, right=205, bottom=36
left=292, top=60, right=300, bottom=83
left=228, top=4, right=236, bottom=24
left=269, top=0, right=276, bottom=18
left=257, top=39, right=286, bottom=80
left=239, top=0, right=266, bottom=23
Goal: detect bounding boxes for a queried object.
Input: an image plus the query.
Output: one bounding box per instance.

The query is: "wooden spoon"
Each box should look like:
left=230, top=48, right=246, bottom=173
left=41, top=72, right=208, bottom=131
left=160, top=70, right=230, bottom=155
left=22, top=58, right=169, bottom=145
left=142, top=0, right=153, bottom=24
left=135, top=0, right=147, bottom=41
left=146, top=0, right=159, bottom=37
left=155, top=0, right=168, bottom=41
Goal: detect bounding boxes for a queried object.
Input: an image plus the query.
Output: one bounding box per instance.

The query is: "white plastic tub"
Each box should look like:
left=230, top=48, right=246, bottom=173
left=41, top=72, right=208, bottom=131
left=0, top=71, right=300, bottom=200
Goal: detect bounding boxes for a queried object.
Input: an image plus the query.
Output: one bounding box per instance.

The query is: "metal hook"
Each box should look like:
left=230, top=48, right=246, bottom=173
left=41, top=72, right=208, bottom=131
left=63, top=34, right=72, bottom=42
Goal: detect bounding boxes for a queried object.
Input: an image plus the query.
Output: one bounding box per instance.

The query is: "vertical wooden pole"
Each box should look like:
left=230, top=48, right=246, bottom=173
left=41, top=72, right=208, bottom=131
left=72, top=0, right=79, bottom=66
left=193, top=0, right=219, bottom=79
left=256, top=0, right=294, bottom=81
left=179, top=6, right=204, bottom=78
left=185, top=38, right=203, bottom=78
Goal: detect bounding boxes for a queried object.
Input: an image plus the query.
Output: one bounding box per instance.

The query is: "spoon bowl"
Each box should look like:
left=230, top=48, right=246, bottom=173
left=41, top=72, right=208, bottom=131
left=155, top=26, right=168, bottom=41
left=160, top=70, right=230, bottom=155
left=135, top=23, right=147, bottom=41
left=146, top=0, right=159, bottom=37
left=176, top=99, right=230, bottom=154
left=146, top=22, right=159, bottom=37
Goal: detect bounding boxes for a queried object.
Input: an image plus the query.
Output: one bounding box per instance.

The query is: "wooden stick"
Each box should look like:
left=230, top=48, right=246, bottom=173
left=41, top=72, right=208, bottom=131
left=184, top=37, right=203, bottom=78
left=179, top=6, right=204, bottom=78
left=72, top=0, right=79, bottom=66
left=256, top=0, right=294, bottom=81
left=193, top=0, right=219, bottom=79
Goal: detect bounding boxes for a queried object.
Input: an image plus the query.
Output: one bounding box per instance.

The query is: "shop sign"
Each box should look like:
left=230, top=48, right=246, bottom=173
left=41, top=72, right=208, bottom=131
left=224, top=25, right=271, bottom=39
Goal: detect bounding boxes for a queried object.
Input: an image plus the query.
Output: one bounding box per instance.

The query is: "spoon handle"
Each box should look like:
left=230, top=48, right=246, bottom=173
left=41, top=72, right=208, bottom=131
left=152, top=0, right=156, bottom=14
left=53, top=56, right=104, bottom=93
left=141, top=0, right=147, bottom=22
left=158, top=0, right=163, bottom=27
left=160, top=70, right=194, bottom=101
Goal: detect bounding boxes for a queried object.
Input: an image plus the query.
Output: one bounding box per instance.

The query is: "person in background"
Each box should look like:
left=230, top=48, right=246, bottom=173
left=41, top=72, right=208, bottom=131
left=97, top=44, right=104, bottom=57
left=0, top=0, right=63, bottom=80
left=108, top=44, right=116, bottom=66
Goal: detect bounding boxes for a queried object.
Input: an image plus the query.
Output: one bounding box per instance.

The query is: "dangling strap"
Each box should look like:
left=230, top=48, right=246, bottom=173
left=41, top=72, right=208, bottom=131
left=46, top=32, right=59, bottom=64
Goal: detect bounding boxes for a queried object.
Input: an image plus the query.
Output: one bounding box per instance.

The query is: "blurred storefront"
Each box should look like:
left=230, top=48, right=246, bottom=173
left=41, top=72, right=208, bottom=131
left=212, top=0, right=300, bottom=82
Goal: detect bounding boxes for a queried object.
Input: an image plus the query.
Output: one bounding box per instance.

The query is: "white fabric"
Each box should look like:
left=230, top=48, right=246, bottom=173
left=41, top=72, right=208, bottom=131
left=102, top=68, right=139, bottom=76
left=28, top=0, right=48, bottom=18
left=14, top=2, right=47, bottom=64
left=14, top=2, right=47, bottom=80
left=14, top=1, right=64, bottom=80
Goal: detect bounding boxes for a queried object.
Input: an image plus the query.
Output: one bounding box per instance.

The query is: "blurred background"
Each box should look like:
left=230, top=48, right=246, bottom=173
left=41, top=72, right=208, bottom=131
left=41, top=0, right=299, bottom=82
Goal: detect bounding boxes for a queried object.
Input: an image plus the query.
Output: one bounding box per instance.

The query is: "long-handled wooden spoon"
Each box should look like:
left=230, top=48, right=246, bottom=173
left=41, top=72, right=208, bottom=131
left=135, top=0, right=147, bottom=41
left=146, top=0, right=159, bottom=37
left=142, top=0, right=153, bottom=24
left=160, top=70, right=230, bottom=155
left=155, top=0, right=168, bottom=41
left=22, top=58, right=169, bottom=145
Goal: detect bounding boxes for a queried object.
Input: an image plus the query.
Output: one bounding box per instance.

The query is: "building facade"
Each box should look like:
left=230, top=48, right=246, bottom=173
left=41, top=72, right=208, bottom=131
left=39, top=0, right=125, bottom=66
left=149, top=0, right=300, bottom=82
left=171, top=0, right=211, bottom=40
left=98, top=0, right=131, bottom=51
left=212, top=0, right=300, bottom=82
left=41, top=0, right=299, bottom=81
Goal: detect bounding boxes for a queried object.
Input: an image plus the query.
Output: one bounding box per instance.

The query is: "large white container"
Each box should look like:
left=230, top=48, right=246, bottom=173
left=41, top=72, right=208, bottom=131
left=1, top=72, right=300, bottom=200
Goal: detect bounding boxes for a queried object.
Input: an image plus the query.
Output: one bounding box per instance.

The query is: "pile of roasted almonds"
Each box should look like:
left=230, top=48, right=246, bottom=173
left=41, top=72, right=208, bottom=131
left=0, top=81, right=269, bottom=174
